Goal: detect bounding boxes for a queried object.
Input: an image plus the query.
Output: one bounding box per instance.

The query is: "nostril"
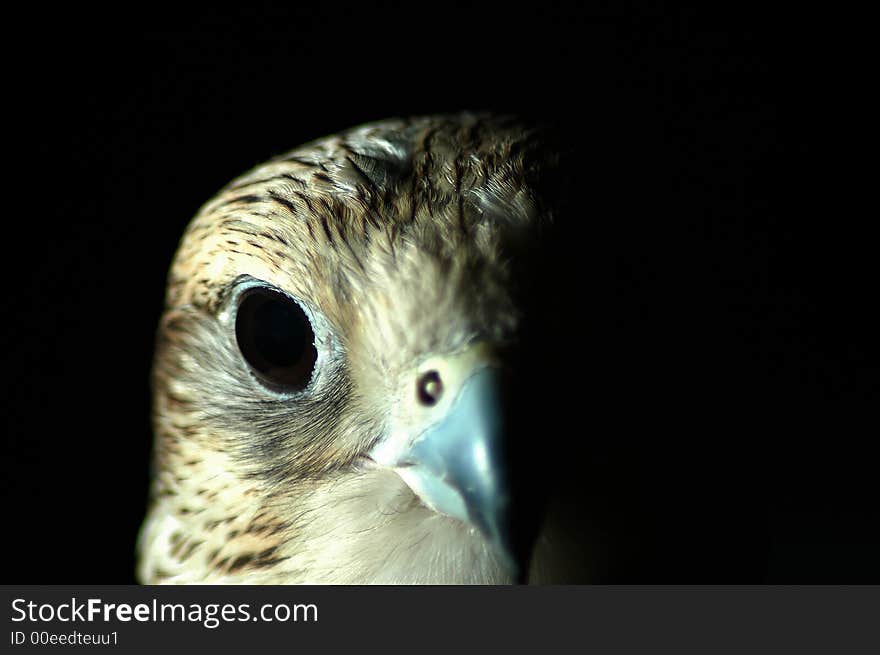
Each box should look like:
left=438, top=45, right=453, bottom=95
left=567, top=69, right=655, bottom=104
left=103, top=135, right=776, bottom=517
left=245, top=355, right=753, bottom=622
left=416, top=370, right=444, bottom=407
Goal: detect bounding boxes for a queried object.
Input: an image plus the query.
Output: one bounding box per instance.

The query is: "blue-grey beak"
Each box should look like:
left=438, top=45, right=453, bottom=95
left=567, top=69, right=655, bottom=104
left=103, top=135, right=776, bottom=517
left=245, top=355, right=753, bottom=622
left=367, top=343, right=531, bottom=578
left=395, top=366, right=518, bottom=576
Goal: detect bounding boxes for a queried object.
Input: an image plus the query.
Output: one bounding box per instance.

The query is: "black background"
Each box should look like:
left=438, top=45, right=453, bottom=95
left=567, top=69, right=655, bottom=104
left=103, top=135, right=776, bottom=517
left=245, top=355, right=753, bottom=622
left=4, top=5, right=876, bottom=582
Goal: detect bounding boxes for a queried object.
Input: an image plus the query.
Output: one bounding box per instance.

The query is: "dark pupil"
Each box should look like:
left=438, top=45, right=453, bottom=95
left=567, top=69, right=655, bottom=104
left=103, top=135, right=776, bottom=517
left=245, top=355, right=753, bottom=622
left=236, top=288, right=316, bottom=390
left=252, top=297, right=307, bottom=366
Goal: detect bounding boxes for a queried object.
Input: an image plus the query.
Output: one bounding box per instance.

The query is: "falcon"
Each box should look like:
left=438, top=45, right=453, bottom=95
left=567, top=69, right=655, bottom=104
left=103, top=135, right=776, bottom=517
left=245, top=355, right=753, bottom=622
left=137, top=114, right=588, bottom=583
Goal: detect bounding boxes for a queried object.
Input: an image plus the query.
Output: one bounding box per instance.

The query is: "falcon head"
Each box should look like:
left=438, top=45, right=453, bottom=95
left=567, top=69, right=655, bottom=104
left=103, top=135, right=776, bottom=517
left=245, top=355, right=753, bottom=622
left=138, top=114, right=580, bottom=583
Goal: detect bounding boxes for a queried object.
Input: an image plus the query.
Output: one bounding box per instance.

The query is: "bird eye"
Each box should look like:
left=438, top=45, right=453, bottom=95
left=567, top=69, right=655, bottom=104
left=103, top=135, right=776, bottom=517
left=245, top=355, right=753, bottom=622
left=235, top=287, right=318, bottom=392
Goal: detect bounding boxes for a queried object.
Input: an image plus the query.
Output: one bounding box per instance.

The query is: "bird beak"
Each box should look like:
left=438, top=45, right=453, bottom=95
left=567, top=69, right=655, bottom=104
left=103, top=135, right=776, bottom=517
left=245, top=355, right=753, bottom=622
left=401, top=366, right=515, bottom=572
left=370, top=345, right=520, bottom=577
